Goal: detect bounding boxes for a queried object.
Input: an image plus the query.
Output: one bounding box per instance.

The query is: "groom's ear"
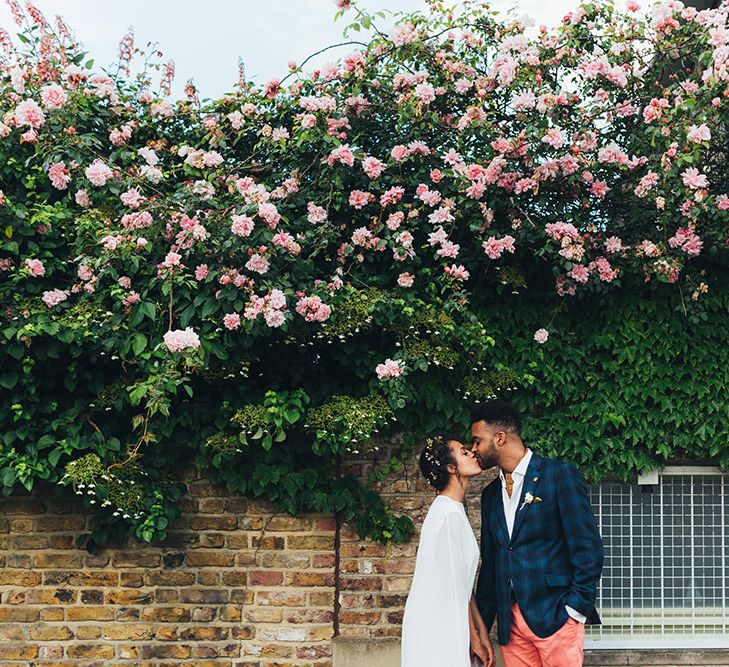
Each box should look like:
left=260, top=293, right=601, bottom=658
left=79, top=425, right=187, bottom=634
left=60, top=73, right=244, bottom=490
left=495, top=430, right=507, bottom=447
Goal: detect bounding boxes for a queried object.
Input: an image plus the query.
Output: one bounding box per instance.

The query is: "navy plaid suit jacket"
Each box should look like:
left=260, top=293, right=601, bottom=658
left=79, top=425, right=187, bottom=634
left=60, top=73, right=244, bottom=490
left=475, top=453, right=604, bottom=645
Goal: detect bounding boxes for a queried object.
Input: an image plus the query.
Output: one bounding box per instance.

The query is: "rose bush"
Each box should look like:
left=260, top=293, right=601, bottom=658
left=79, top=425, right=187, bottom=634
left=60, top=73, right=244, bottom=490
left=0, top=0, right=727, bottom=547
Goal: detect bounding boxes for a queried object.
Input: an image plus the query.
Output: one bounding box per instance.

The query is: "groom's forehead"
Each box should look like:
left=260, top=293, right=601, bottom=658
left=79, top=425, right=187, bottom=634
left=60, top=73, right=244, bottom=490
left=471, top=420, right=488, bottom=435
left=471, top=420, right=498, bottom=436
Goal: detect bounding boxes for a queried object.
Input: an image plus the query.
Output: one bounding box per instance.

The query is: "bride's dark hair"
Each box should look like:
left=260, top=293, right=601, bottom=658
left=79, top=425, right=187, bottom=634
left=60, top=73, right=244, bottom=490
left=419, top=435, right=458, bottom=491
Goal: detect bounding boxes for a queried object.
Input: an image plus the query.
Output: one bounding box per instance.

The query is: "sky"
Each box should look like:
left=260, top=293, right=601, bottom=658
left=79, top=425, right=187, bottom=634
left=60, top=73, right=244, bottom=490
left=0, top=0, right=577, bottom=99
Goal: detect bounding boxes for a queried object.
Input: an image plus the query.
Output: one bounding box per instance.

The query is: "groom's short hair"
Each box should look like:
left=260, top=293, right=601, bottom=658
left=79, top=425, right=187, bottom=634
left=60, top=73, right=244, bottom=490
left=470, top=400, right=521, bottom=434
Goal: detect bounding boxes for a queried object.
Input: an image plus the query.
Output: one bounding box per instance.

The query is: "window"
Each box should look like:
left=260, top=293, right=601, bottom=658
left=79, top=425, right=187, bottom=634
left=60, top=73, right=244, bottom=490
left=585, top=468, right=729, bottom=648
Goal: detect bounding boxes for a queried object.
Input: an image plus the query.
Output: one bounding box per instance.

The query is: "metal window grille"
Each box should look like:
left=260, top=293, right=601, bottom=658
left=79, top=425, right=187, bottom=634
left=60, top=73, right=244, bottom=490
left=585, top=468, right=729, bottom=649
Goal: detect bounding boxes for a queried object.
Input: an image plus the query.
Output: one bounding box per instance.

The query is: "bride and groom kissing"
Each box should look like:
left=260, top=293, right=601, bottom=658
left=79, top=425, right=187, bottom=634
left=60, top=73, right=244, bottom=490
left=401, top=400, right=604, bottom=667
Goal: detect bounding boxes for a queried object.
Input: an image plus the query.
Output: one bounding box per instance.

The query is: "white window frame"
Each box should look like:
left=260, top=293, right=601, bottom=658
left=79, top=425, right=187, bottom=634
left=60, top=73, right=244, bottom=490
left=585, top=466, right=729, bottom=649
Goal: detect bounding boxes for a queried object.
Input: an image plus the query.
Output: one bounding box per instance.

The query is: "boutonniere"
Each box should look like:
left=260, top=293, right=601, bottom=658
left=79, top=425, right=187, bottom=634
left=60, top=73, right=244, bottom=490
left=519, top=492, right=542, bottom=511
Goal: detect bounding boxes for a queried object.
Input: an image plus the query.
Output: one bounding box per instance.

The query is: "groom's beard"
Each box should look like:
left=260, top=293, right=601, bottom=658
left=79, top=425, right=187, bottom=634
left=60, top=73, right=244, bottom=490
left=476, top=445, right=499, bottom=470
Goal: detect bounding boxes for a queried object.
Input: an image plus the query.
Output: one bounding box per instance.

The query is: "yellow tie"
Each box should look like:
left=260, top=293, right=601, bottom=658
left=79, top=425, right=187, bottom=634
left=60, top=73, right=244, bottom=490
left=504, top=472, right=514, bottom=498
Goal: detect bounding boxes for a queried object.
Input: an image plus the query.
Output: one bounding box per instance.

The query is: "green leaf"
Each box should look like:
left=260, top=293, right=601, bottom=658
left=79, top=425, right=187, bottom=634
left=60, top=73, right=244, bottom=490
left=132, top=333, right=147, bottom=356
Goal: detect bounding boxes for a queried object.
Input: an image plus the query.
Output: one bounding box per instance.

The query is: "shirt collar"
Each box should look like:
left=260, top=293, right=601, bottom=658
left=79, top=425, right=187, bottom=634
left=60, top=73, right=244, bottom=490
left=499, top=448, right=532, bottom=481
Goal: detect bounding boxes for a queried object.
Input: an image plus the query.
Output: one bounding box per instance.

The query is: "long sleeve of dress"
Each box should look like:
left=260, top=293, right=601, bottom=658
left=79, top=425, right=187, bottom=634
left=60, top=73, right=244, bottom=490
left=401, top=499, right=480, bottom=667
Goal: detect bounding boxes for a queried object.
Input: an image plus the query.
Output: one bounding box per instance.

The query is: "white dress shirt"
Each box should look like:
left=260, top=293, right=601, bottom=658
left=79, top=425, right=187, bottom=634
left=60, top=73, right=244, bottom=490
left=500, top=449, right=586, bottom=624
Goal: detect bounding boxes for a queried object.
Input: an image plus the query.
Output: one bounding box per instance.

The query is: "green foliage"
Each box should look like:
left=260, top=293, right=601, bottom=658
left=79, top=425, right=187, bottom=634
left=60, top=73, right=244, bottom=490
left=1, top=1, right=728, bottom=551
left=306, top=393, right=393, bottom=455
left=481, top=275, right=729, bottom=481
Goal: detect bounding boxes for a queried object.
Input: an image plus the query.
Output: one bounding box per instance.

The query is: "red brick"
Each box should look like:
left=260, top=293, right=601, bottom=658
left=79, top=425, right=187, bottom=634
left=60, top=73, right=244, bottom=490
left=249, top=570, right=284, bottom=586
left=286, top=572, right=335, bottom=587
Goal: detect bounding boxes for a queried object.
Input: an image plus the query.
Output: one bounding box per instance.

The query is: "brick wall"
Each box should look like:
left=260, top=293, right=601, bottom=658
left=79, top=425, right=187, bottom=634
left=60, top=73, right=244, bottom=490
left=2, top=447, right=714, bottom=666
left=1, top=445, right=484, bottom=666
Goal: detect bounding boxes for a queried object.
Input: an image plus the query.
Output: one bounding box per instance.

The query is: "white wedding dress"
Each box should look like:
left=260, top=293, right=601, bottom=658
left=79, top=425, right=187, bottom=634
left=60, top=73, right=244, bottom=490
left=401, top=494, right=481, bottom=667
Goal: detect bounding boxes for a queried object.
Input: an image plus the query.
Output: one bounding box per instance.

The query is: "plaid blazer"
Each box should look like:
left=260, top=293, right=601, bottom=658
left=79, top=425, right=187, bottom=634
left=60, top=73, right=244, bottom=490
left=475, top=453, right=604, bottom=645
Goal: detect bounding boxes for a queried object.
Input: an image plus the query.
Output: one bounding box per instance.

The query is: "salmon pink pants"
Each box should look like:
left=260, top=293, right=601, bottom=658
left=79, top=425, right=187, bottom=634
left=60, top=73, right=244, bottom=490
left=501, top=603, right=585, bottom=667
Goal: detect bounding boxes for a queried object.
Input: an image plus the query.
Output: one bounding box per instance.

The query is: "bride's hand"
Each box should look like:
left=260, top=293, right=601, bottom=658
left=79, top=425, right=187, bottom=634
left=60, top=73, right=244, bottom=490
left=470, top=637, right=494, bottom=666
left=481, top=637, right=495, bottom=667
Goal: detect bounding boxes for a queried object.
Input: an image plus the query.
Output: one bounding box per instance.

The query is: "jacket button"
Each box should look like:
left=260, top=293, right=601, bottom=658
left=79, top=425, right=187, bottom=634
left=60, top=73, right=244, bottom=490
left=508, top=546, right=513, bottom=551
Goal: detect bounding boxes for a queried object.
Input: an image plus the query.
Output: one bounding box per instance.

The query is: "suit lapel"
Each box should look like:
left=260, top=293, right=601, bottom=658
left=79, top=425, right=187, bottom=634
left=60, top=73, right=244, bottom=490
left=509, top=453, right=543, bottom=544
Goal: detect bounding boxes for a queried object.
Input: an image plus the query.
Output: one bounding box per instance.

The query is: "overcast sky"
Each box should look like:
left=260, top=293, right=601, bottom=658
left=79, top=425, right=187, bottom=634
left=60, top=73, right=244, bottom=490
left=1, top=0, right=578, bottom=99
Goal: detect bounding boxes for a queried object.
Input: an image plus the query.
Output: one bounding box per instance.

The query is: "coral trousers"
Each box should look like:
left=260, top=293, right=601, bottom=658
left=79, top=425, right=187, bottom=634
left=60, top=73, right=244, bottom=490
left=501, top=604, right=585, bottom=667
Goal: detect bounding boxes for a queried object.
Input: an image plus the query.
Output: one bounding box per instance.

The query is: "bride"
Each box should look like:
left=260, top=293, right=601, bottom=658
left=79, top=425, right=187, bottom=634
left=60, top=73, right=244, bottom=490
left=401, top=435, right=495, bottom=667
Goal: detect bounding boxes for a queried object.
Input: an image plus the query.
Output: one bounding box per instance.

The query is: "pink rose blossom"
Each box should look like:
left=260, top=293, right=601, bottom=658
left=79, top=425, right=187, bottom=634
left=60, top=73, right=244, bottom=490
left=398, top=272, right=414, bottom=287
left=444, top=264, right=470, bottom=281
left=78, top=265, right=94, bottom=281
left=376, top=358, right=404, bottom=380
left=668, top=228, right=703, bottom=256
left=362, top=156, right=385, bottom=179
left=682, top=167, right=708, bottom=190
left=568, top=264, right=590, bottom=283
left=437, top=240, right=460, bottom=259
left=231, top=214, right=255, bottom=237
left=482, top=235, right=516, bottom=260
left=24, top=258, right=45, bottom=277
left=391, top=145, right=409, bottom=161
left=223, top=313, right=241, bottom=330
left=48, top=162, right=71, bottom=190
left=352, top=227, right=374, bottom=247
left=639, top=240, right=661, bottom=257
left=295, top=295, right=331, bottom=322
left=327, top=144, right=355, bottom=167
left=121, top=211, right=153, bottom=230
left=687, top=124, right=711, bottom=143
left=20, top=129, right=38, bottom=143
left=163, top=327, right=201, bottom=352
left=591, top=180, right=610, bottom=197
left=386, top=212, right=405, bottom=230
left=122, top=292, right=140, bottom=307
left=300, top=114, right=317, bottom=129
left=118, top=276, right=131, bottom=289
left=534, top=328, right=549, bottom=344
left=264, top=310, right=285, bottom=328
left=391, top=22, right=416, bottom=47
left=257, top=202, right=280, bottom=229
left=605, top=236, right=626, bottom=253
left=120, top=189, right=144, bottom=208
left=542, top=127, right=567, bottom=149
left=589, top=257, right=618, bottom=282
left=195, top=264, right=209, bottom=281
left=100, top=235, right=120, bottom=251
left=85, top=159, right=113, bottom=187
left=245, top=253, right=270, bottom=275
left=307, top=202, right=328, bottom=223
left=442, top=148, right=463, bottom=166
left=14, top=99, right=45, bottom=127
left=380, top=186, right=405, bottom=207
left=545, top=222, right=581, bottom=241
left=349, top=190, right=371, bottom=209
left=414, top=82, right=436, bottom=104
left=163, top=251, right=183, bottom=268
left=42, top=289, right=70, bottom=308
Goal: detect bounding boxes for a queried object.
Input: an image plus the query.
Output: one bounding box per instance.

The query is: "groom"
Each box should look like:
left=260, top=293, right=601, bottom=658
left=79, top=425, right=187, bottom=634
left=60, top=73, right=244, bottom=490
left=470, top=400, right=603, bottom=667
